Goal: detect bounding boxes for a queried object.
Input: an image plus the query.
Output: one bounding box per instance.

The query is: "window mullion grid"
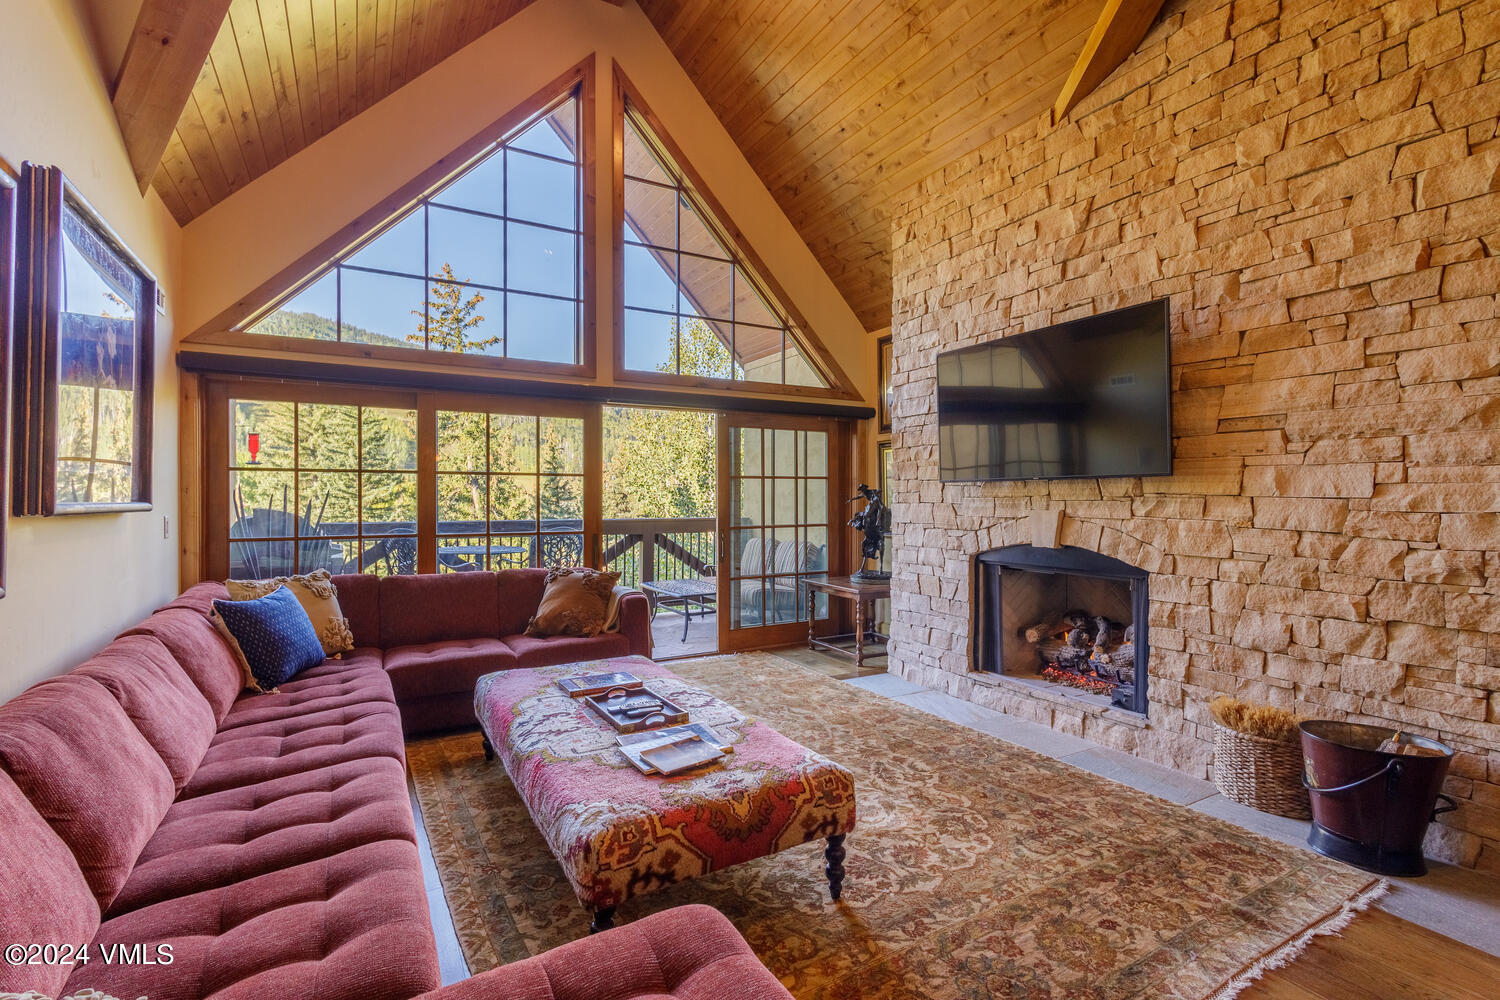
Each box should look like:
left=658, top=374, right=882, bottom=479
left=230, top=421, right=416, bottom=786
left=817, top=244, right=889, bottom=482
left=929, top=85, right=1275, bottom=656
left=501, top=148, right=510, bottom=358
left=484, top=415, right=493, bottom=570
left=674, top=182, right=683, bottom=376
left=356, top=408, right=366, bottom=573
left=292, top=404, right=302, bottom=573
left=423, top=206, right=431, bottom=350
left=533, top=415, right=542, bottom=568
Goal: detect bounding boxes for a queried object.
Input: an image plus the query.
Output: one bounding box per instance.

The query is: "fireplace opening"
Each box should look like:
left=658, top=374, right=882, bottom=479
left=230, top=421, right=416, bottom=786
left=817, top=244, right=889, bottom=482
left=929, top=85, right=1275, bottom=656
left=974, top=544, right=1149, bottom=715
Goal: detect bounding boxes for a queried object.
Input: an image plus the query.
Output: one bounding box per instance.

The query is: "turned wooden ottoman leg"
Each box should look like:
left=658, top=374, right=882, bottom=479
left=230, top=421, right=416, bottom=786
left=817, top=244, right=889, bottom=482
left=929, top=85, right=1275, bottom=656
left=481, top=734, right=495, bottom=761
left=825, top=834, right=847, bottom=901
left=589, top=906, right=616, bottom=934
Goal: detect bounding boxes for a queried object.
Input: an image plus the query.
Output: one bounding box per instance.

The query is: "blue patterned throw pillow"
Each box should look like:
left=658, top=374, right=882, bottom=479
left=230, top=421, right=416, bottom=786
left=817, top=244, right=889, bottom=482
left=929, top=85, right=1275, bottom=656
left=211, top=585, right=326, bottom=693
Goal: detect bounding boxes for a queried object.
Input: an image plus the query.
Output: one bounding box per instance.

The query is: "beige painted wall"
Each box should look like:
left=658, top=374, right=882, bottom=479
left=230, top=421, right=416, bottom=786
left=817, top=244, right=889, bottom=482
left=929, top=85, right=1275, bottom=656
left=176, top=0, right=874, bottom=401
left=0, top=0, right=183, bottom=700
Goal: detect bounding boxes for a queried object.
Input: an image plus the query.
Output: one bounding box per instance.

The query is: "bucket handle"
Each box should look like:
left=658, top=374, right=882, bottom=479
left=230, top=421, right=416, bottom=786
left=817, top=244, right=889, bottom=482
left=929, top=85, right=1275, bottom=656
left=1433, top=793, right=1458, bottom=820
left=1302, top=758, right=1400, bottom=796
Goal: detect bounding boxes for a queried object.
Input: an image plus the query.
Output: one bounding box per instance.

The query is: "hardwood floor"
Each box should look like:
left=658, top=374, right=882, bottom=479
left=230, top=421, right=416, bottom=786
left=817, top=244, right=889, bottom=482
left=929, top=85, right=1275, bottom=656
left=1243, top=909, right=1500, bottom=1000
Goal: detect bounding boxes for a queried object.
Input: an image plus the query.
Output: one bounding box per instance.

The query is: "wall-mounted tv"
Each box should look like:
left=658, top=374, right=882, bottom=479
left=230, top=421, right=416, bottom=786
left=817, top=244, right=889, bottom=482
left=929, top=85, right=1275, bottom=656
left=936, top=298, right=1172, bottom=482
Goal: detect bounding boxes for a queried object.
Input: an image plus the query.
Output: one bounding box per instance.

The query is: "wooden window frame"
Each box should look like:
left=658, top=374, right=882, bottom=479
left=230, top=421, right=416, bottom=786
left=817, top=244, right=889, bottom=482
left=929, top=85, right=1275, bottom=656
left=13, top=163, right=156, bottom=516
left=0, top=163, right=15, bottom=594
left=202, top=377, right=602, bottom=580
left=611, top=63, right=859, bottom=402
left=185, top=59, right=598, bottom=382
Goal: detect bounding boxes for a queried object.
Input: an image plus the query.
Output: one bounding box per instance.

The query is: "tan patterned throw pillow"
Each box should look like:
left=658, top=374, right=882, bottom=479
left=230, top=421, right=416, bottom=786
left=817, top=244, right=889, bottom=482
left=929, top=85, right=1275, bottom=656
left=525, top=567, right=620, bottom=638
left=226, top=568, right=355, bottom=655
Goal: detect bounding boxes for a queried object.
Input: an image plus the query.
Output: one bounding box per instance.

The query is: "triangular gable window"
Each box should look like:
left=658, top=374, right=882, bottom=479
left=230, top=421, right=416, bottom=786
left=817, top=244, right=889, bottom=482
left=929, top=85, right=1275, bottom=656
left=245, top=92, right=583, bottom=365
left=620, top=97, right=828, bottom=389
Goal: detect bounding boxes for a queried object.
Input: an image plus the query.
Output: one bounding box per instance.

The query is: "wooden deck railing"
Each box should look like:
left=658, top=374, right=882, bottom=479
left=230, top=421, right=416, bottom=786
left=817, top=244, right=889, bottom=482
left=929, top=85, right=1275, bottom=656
left=602, top=517, right=715, bottom=588
left=229, top=514, right=716, bottom=583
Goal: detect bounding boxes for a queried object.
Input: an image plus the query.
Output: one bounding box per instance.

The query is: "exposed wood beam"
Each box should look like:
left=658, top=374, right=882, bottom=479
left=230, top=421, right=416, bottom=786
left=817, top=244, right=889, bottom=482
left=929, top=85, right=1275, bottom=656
left=1052, top=0, right=1167, bottom=123
left=111, top=0, right=233, bottom=193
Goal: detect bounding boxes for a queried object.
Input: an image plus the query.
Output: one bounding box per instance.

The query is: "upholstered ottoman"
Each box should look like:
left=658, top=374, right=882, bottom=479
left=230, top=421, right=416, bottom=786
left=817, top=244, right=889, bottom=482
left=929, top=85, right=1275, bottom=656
left=474, top=655, right=856, bottom=931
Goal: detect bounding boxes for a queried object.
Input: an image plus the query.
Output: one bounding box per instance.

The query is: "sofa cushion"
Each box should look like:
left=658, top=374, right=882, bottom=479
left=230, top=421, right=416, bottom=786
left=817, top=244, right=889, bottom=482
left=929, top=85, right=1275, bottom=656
left=288, top=646, right=385, bottom=684
left=331, top=573, right=382, bottom=647
left=122, top=607, right=245, bottom=722
left=74, top=634, right=218, bottom=792
left=502, top=631, right=633, bottom=670
left=107, top=757, right=415, bottom=916
left=228, top=568, right=356, bottom=655
left=496, top=567, right=550, bottom=635
left=215, top=666, right=395, bottom=734
left=0, top=771, right=101, bottom=997
left=378, top=572, right=501, bottom=648
left=385, top=637, right=518, bottom=700
left=66, top=840, right=440, bottom=1000
left=180, top=704, right=406, bottom=801
left=0, top=674, right=176, bottom=910
left=413, top=904, right=791, bottom=1000
left=213, top=586, right=328, bottom=692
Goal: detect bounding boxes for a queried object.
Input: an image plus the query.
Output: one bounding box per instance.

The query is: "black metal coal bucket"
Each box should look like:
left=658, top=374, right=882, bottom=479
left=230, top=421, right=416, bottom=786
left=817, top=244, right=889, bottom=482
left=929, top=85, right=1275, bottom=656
left=1299, top=720, right=1456, bottom=876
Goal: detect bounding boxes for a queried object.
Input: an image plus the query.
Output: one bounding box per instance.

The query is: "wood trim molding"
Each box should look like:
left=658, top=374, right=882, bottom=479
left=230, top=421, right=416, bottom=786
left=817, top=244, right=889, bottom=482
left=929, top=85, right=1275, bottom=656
left=185, top=57, right=596, bottom=364
left=178, top=349, right=876, bottom=419
left=1053, top=0, right=1169, bottom=123
left=610, top=62, right=861, bottom=402
left=112, top=0, right=233, bottom=192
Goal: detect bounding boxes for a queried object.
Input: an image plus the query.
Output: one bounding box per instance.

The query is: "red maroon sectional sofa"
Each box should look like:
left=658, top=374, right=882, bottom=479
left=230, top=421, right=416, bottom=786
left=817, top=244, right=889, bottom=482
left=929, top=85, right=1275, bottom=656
left=0, top=570, right=792, bottom=1000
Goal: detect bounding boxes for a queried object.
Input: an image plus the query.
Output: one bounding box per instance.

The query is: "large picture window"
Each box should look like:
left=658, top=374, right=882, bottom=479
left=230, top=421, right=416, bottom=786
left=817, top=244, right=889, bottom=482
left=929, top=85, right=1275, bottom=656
left=618, top=86, right=828, bottom=391
left=243, top=91, right=584, bottom=366
left=227, top=398, right=419, bottom=577
left=436, top=410, right=585, bottom=571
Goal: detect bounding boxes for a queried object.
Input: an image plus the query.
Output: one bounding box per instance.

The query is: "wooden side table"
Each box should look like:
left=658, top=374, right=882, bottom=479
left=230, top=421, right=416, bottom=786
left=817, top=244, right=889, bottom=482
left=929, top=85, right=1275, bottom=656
left=805, top=575, right=891, bottom=670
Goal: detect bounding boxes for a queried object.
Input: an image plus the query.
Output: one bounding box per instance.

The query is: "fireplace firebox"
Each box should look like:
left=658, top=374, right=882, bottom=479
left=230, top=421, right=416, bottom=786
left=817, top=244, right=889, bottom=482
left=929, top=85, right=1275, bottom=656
left=974, top=544, right=1149, bottom=715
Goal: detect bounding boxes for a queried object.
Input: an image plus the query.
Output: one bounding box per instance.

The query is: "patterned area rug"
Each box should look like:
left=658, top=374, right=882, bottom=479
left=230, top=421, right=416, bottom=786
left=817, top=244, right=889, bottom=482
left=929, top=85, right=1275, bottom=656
left=408, top=653, right=1383, bottom=999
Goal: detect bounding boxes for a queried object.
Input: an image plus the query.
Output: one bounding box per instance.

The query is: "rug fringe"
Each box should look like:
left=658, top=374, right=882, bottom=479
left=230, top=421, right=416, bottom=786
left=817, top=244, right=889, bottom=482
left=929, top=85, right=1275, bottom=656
left=1208, top=878, right=1390, bottom=1000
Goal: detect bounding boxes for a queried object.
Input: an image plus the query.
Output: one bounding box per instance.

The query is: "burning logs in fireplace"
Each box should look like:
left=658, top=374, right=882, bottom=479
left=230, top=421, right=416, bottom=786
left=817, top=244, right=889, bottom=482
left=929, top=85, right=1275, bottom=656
left=1021, top=611, right=1134, bottom=696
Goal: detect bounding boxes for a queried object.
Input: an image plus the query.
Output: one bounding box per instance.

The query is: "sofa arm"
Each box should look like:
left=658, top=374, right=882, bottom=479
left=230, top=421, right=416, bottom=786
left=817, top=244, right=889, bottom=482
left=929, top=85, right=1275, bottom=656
left=618, top=590, right=653, bottom=658
left=413, top=905, right=789, bottom=1000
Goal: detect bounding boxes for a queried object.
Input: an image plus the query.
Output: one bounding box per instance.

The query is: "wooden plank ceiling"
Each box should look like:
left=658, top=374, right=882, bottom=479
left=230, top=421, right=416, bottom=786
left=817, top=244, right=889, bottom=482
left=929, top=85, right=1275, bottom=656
left=151, top=0, right=1112, bottom=331
left=635, top=0, right=1109, bottom=330
left=149, top=0, right=543, bottom=224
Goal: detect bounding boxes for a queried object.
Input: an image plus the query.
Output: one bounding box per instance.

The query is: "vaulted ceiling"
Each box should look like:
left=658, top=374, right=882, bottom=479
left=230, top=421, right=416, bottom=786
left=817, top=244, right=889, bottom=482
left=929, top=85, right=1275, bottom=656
left=141, top=0, right=1127, bottom=331
left=634, top=0, right=1110, bottom=330
left=148, top=0, right=545, bottom=223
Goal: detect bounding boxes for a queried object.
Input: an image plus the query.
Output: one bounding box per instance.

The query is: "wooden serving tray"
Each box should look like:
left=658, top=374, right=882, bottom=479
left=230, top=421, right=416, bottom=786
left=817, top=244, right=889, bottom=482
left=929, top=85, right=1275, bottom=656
left=583, top=687, right=690, bottom=734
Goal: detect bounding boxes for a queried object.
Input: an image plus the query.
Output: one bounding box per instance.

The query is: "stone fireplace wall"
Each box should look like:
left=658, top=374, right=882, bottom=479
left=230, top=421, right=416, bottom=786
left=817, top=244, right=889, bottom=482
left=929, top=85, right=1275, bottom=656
left=887, top=0, right=1499, bottom=869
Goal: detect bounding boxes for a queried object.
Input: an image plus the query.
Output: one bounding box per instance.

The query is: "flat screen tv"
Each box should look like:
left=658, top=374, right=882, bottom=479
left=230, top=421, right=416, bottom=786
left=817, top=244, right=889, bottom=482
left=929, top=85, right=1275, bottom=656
left=936, top=299, right=1172, bottom=482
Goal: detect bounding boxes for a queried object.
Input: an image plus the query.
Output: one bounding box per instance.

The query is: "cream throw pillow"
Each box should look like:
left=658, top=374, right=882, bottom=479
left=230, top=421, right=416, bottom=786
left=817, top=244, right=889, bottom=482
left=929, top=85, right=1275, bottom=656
left=226, top=568, right=355, bottom=656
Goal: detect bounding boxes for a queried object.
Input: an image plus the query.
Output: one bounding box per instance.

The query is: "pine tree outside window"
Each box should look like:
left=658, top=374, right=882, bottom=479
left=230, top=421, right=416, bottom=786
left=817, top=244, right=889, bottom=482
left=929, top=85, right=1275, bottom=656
left=244, top=92, right=584, bottom=366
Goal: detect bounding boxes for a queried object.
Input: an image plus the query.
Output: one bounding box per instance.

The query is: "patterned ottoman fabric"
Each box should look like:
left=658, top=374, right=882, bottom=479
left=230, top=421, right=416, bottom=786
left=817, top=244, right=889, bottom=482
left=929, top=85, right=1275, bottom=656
left=474, top=655, right=856, bottom=912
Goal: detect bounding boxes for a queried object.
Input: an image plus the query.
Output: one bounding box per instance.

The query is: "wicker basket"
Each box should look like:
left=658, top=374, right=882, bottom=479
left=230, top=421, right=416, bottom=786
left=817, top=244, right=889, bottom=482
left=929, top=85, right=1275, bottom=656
left=1212, top=721, right=1312, bottom=819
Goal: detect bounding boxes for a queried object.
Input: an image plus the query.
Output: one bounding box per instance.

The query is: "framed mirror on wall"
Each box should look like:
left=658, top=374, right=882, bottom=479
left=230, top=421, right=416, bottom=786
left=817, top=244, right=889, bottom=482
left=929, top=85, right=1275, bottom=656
left=13, top=163, right=155, bottom=515
left=0, top=165, right=15, bottom=596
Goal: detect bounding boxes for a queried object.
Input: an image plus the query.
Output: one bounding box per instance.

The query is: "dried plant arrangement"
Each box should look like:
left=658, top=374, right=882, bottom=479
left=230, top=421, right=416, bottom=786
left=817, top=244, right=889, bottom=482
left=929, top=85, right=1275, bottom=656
left=1209, top=696, right=1306, bottom=744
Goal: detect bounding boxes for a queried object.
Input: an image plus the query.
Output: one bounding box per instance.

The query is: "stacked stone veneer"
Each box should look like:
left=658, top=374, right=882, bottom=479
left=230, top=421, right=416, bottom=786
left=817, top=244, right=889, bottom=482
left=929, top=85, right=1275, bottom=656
left=888, top=0, right=1500, bottom=869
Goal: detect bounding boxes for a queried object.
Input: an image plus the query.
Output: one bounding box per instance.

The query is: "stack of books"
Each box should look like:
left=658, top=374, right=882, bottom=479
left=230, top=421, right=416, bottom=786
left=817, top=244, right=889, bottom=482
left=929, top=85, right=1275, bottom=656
left=557, top=670, right=729, bottom=775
